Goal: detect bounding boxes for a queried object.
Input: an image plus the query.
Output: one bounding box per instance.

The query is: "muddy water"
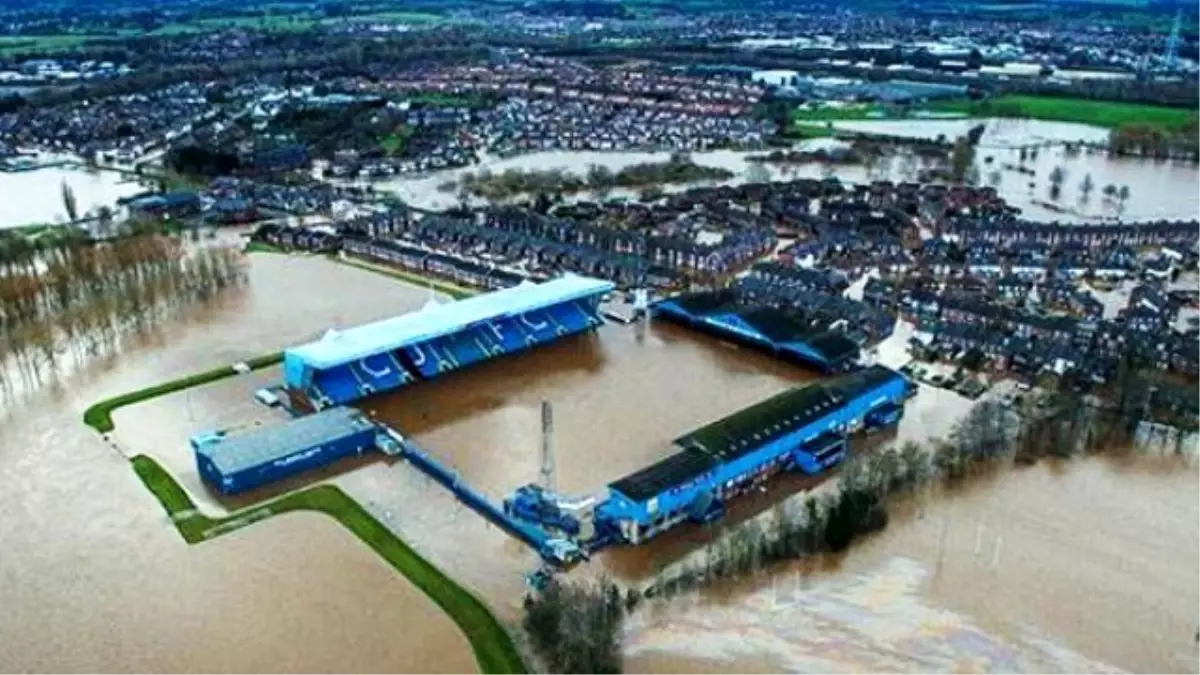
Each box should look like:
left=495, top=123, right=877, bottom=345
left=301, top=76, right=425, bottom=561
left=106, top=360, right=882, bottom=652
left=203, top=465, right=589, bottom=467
left=0, top=253, right=478, bottom=673
left=374, top=119, right=1198, bottom=226
left=626, top=459, right=1199, bottom=674
left=367, top=320, right=810, bottom=499
left=0, top=165, right=147, bottom=229
left=2, top=251, right=1197, bottom=673
left=830, top=118, right=1200, bottom=223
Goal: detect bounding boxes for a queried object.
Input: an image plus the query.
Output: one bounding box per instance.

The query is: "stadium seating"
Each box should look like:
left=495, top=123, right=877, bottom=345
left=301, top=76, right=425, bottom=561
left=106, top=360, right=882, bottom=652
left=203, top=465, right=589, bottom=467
left=402, top=343, right=440, bottom=379
left=359, top=352, right=413, bottom=392
left=484, top=319, right=526, bottom=353
left=437, top=330, right=488, bottom=370
left=313, top=366, right=362, bottom=406
left=566, top=299, right=603, bottom=329
left=353, top=297, right=610, bottom=386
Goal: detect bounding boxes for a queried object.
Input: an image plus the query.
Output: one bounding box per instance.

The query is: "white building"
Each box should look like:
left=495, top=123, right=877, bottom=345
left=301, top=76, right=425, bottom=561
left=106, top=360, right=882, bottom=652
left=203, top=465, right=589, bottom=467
left=751, top=69, right=799, bottom=88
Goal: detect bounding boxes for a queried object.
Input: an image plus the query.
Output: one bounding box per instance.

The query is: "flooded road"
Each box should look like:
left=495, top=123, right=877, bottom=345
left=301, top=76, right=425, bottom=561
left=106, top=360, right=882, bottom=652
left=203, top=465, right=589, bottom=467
left=1, top=232, right=1196, bottom=672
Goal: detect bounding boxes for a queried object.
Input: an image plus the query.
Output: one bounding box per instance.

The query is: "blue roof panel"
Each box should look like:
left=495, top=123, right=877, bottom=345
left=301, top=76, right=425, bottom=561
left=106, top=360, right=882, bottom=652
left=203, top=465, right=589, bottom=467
left=286, top=274, right=614, bottom=370
left=195, top=406, right=376, bottom=475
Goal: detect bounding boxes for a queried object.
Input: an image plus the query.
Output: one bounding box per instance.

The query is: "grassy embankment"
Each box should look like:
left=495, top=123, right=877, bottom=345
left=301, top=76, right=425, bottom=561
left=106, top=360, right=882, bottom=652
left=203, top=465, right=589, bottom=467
left=149, top=10, right=444, bottom=35
left=784, top=103, right=897, bottom=138
left=336, top=255, right=478, bottom=300
left=243, top=240, right=287, bottom=254
left=785, top=95, right=1198, bottom=134
left=0, top=34, right=130, bottom=56
left=81, top=265, right=521, bottom=673
left=926, top=95, right=1200, bottom=131
left=82, top=352, right=284, bottom=434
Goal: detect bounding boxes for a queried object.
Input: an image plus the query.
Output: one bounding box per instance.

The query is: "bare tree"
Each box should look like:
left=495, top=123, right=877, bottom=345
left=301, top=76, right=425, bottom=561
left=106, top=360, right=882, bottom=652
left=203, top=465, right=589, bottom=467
left=1079, top=173, right=1095, bottom=200
left=1048, top=165, right=1067, bottom=200
left=950, top=136, right=975, bottom=183
left=61, top=181, right=78, bottom=222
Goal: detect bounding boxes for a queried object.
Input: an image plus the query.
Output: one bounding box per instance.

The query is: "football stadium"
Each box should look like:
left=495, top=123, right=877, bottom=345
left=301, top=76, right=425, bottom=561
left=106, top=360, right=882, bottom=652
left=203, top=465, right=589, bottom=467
left=281, top=274, right=613, bottom=411
left=187, top=271, right=913, bottom=572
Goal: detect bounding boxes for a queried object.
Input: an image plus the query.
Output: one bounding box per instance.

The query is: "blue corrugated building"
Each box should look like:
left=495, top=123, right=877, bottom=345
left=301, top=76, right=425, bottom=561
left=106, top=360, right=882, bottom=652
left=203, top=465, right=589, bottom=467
left=282, top=274, right=614, bottom=409
left=191, top=406, right=380, bottom=495
left=594, top=365, right=909, bottom=544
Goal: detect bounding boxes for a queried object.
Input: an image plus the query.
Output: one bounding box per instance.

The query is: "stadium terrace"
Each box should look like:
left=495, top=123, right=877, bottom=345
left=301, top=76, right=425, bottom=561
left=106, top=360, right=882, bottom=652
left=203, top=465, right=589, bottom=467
left=282, top=274, right=613, bottom=409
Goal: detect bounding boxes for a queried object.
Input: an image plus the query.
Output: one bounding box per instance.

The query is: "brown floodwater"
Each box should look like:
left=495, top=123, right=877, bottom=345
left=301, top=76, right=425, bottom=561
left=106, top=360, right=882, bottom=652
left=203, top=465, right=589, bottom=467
left=0, top=254, right=478, bottom=673
left=2, top=252, right=1197, bottom=674
left=829, top=118, right=1200, bottom=224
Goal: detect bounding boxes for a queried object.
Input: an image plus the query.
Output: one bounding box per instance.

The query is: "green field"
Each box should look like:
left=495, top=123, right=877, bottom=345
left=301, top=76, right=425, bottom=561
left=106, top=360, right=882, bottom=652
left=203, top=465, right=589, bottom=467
left=790, top=103, right=893, bottom=123
left=0, top=33, right=126, bottom=55
left=927, top=95, right=1199, bottom=131
left=148, top=15, right=320, bottom=35
left=326, top=11, right=444, bottom=24
left=380, top=125, right=414, bottom=156
left=408, top=92, right=495, bottom=108
left=337, top=256, right=477, bottom=300
left=784, top=103, right=907, bottom=139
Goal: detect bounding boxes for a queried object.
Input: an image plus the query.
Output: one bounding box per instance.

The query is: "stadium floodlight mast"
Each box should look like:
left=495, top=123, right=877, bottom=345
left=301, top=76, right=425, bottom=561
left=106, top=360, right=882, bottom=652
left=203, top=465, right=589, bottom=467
left=540, top=400, right=555, bottom=494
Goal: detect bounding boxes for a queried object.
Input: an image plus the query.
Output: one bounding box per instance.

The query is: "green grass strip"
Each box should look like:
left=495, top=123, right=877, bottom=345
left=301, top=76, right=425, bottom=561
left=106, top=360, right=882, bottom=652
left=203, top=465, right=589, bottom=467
left=337, top=256, right=479, bottom=300
left=244, top=241, right=287, bottom=254
left=925, top=95, right=1198, bottom=131
left=82, top=352, right=283, bottom=434
left=130, top=456, right=526, bottom=673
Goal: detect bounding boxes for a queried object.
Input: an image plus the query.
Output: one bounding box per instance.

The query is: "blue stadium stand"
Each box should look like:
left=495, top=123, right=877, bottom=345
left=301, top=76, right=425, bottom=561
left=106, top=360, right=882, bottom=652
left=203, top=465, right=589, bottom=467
left=282, top=275, right=615, bottom=410
left=485, top=318, right=528, bottom=352
left=358, top=352, right=413, bottom=392
left=312, top=366, right=362, bottom=406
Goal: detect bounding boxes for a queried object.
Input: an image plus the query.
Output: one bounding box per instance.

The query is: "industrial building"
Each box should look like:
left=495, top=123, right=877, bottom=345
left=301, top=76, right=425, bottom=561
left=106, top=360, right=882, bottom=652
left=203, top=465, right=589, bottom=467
left=593, top=365, right=910, bottom=544
left=191, top=406, right=382, bottom=495
left=654, top=291, right=864, bottom=373
left=281, top=274, right=615, bottom=410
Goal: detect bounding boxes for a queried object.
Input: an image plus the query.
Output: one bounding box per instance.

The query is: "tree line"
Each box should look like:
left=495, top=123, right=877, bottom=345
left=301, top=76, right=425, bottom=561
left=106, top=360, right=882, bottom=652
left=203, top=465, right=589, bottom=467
left=445, top=155, right=735, bottom=202
left=1108, top=121, right=1200, bottom=163
left=522, top=576, right=629, bottom=674
left=0, top=231, right=247, bottom=396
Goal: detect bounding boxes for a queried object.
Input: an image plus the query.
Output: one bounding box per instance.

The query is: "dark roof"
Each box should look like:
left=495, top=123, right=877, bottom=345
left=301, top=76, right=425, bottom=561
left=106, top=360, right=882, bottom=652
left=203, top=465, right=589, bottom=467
left=213, top=197, right=252, bottom=211
left=676, top=365, right=901, bottom=464
left=803, top=331, right=860, bottom=364
left=665, top=289, right=738, bottom=315
left=606, top=366, right=904, bottom=504
left=746, top=310, right=860, bottom=365
left=677, top=381, right=842, bottom=463
left=609, top=447, right=717, bottom=502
